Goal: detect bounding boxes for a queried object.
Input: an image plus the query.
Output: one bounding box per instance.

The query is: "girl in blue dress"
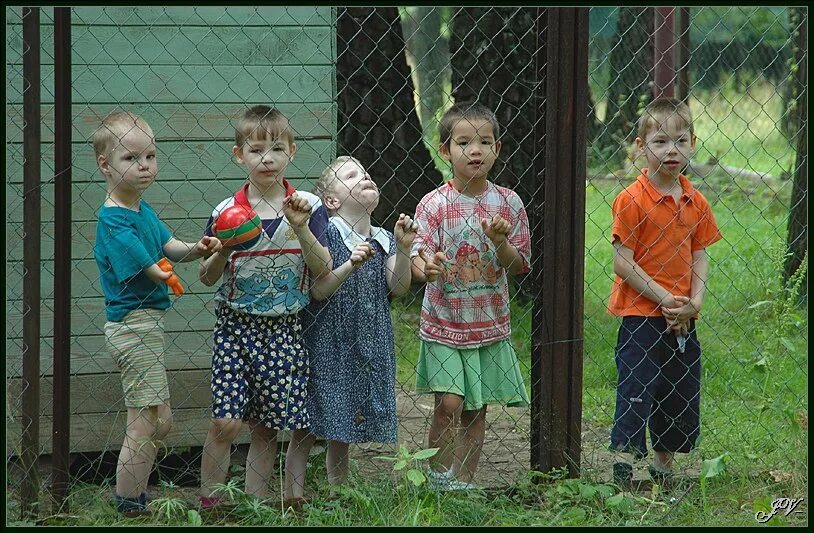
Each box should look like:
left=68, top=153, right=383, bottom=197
left=285, top=156, right=417, bottom=501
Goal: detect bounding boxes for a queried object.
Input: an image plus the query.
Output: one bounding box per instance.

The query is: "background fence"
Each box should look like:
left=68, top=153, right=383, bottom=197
left=5, top=5, right=808, bottom=522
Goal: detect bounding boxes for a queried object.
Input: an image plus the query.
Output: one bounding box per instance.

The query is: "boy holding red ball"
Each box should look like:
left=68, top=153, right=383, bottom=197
left=198, top=105, right=332, bottom=509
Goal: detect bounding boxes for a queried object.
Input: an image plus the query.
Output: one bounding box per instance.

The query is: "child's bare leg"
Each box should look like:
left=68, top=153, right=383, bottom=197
left=284, top=429, right=316, bottom=499
left=326, top=440, right=350, bottom=486
left=427, top=393, right=464, bottom=472
left=117, top=406, right=160, bottom=498
left=453, top=406, right=487, bottom=483
left=652, top=451, right=674, bottom=472
left=137, top=402, right=173, bottom=496
left=200, top=418, right=243, bottom=498
left=245, top=421, right=277, bottom=499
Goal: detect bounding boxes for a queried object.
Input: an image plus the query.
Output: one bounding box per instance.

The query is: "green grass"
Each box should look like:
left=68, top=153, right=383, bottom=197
left=12, top=465, right=806, bottom=527
left=691, top=77, right=797, bottom=178
left=590, top=79, right=797, bottom=179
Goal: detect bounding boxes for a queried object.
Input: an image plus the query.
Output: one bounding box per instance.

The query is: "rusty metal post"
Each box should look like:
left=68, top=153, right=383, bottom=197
left=676, top=7, right=691, bottom=102
left=531, top=6, right=587, bottom=478
left=653, top=7, right=676, bottom=99
left=52, top=5, right=72, bottom=511
left=21, top=5, right=42, bottom=521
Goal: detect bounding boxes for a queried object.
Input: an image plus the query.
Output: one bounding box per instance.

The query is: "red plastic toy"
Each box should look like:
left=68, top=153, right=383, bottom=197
left=214, top=205, right=262, bottom=250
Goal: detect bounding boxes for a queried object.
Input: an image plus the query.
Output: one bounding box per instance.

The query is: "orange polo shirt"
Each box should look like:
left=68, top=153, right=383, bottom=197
left=608, top=170, right=723, bottom=317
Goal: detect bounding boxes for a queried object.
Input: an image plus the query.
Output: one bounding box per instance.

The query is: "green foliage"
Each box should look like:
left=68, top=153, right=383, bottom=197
left=747, top=244, right=808, bottom=446
left=700, top=454, right=729, bottom=479
left=691, top=6, right=791, bottom=46
left=150, top=494, right=188, bottom=522
left=377, top=445, right=440, bottom=487
left=187, top=509, right=202, bottom=526
left=210, top=478, right=245, bottom=504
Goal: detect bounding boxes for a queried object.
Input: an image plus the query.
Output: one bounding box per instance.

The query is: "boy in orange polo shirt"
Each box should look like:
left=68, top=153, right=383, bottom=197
left=608, top=97, right=722, bottom=487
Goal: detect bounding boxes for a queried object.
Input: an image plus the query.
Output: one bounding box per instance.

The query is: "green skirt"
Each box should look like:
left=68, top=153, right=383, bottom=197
left=415, top=339, right=530, bottom=411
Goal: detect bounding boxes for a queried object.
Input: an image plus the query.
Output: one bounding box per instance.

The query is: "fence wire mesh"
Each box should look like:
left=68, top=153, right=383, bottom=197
left=585, top=6, right=808, bottom=486
left=5, top=5, right=808, bottom=522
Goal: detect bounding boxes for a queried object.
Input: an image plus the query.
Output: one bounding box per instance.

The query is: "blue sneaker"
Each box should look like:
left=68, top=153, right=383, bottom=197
left=425, top=468, right=478, bottom=492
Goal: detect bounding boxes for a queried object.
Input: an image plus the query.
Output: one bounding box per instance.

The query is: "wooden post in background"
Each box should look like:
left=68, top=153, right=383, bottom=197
left=21, top=5, right=42, bottom=520
left=52, top=5, right=72, bottom=511
left=531, top=7, right=587, bottom=478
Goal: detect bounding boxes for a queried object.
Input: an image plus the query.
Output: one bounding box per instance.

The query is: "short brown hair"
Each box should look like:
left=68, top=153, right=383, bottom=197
left=235, top=105, right=294, bottom=148
left=92, top=111, right=153, bottom=157
left=637, top=97, right=694, bottom=140
left=438, top=101, right=500, bottom=147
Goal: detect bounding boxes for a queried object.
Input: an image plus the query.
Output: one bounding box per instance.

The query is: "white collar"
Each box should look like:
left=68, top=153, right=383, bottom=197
left=331, top=216, right=391, bottom=252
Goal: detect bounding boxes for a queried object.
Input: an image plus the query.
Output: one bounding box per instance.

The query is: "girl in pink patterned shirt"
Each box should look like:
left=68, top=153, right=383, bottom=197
left=411, top=102, right=531, bottom=490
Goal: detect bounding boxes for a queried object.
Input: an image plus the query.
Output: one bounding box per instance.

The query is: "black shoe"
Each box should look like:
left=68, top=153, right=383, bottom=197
left=613, top=462, right=633, bottom=488
left=648, top=465, right=675, bottom=488
left=115, top=492, right=149, bottom=518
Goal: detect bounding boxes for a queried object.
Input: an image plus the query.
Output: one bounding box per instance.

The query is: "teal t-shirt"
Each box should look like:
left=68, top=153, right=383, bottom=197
left=94, top=200, right=172, bottom=322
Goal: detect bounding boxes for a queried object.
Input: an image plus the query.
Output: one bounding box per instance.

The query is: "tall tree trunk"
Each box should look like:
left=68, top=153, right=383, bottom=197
left=597, top=7, right=654, bottom=169
left=784, top=8, right=807, bottom=289
left=449, top=7, right=538, bottom=204
left=337, top=7, right=443, bottom=228
left=401, top=7, right=450, bottom=140
left=449, top=7, right=538, bottom=301
left=781, top=8, right=806, bottom=163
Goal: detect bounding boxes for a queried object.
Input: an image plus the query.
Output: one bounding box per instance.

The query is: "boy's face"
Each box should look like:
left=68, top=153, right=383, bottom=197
left=440, top=119, right=501, bottom=182
left=98, top=126, right=157, bottom=195
left=233, top=134, right=297, bottom=191
left=636, top=117, right=696, bottom=180
left=325, top=160, right=379, bottom=214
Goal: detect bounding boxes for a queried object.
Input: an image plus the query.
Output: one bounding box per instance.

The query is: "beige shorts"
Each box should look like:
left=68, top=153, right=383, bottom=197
left=105, top=308, right=170, bottom=408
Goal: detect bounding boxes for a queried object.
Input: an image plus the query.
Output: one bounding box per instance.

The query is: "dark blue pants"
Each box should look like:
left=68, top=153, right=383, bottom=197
left=609, top=316, right=701, bottom=459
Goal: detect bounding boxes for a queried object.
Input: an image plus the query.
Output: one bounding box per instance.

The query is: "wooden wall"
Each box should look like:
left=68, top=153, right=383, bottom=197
left=6, top=6, right=336, bottom=454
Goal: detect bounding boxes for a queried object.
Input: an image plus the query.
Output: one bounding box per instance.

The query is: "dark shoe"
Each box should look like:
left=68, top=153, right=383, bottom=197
left=282, top=497, right=307, bottom=514
left=648, top=465, right=675, bottom=489
left=115, top=492, right=149, bottom=518
left=121, top=508, right=152, bottom=519
left=613, top=462, right=633, bottom=489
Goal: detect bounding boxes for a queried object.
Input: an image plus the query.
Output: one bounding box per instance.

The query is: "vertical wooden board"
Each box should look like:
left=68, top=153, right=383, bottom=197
left=6, top=139, right=332, bottom=186
left=5, top=6, right=334, bottom=26
left=6, top=332, right=216, bottom=378
left=7, top=369, right=215, bottom=416
left=5, top=4, right=337, bottom=455
left=6, top=25, right=334, bottom=66
left=5, top=103, right=335, bottom=142
left=6, top=409, right=263, bottom=455
left=6, top=64, right=335, bottom=104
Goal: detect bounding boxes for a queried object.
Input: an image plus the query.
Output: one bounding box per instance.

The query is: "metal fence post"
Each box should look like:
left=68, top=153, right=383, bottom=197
left=21, top=5, right=42, bottom=521
left=654, top=7, right=676, bottom=99
left=531, top=6, right=588, bottom=478
left=52, top=5, right=72, bottom=511
left=676, top=7, right=691, bottom=102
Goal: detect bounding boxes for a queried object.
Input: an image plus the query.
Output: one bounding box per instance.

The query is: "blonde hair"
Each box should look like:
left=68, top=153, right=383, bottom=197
left=235, top=105, right=294, bottom=148
left=637, top=97, right=694, bottom=140
left=313, top=156, right=363, bottom=213
left=92, top=111, right=153, bottom=157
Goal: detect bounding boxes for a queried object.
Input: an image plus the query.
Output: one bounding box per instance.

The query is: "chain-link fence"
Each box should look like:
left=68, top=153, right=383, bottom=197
left=584, top=6, right=808, bottom=487
left=5, top=5, right=808, bottom=522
